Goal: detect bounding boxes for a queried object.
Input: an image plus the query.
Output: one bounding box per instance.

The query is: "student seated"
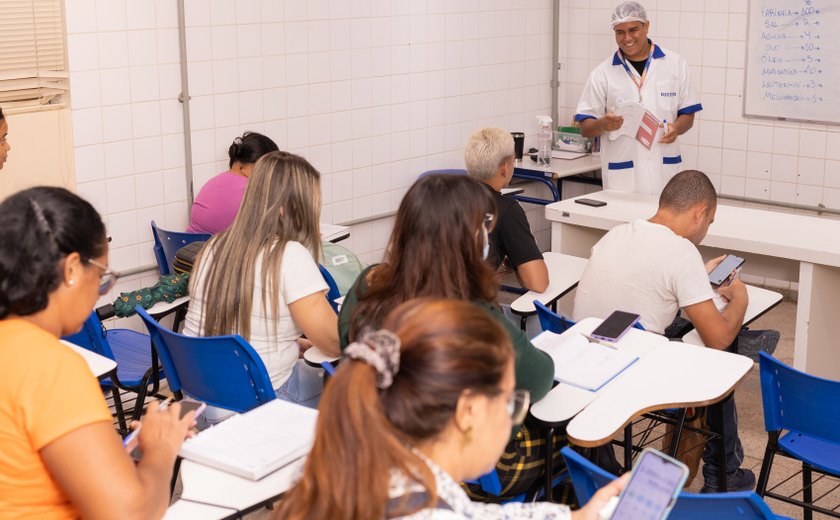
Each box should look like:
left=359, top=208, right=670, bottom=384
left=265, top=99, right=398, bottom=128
left=573, top=169, right=757, bottom=493
left=187, top=131, right=279, bottom=234
left=184, top=151, right=339, bottom=410
left=339, top=174, right=556, bottom=500
left=465, top=127, right=548, bottom=292
left=0, top=187, right=194, bottom=519
left=279, top=298, right=627, bottom=519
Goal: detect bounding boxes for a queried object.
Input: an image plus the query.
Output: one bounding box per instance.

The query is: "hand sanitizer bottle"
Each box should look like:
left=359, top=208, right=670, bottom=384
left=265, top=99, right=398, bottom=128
left=537, top=115, right=553, bottom=167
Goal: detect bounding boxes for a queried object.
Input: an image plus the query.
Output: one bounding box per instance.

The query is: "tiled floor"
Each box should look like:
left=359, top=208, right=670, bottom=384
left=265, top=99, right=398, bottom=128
left=163, top=299, right=838, bottom=519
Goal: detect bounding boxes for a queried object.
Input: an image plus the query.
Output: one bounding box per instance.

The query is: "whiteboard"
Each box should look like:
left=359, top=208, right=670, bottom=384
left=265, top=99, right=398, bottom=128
left=744, top=0, right=840, bottom=123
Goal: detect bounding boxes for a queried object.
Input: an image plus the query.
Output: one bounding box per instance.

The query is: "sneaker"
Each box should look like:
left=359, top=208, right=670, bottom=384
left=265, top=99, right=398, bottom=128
left=700, top=468, right=756, bottom=493
left=736, top=329, right=780, bottom=362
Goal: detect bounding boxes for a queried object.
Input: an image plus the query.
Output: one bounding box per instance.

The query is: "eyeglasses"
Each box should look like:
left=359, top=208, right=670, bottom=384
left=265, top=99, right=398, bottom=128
left=507, top=389, right=531, bottom=426
left=85, top=258, right=120, bottom=295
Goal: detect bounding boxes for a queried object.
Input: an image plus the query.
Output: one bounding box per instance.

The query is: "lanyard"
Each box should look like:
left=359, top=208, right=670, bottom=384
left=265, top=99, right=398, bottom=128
left=618, top=43, right=654, bottom=98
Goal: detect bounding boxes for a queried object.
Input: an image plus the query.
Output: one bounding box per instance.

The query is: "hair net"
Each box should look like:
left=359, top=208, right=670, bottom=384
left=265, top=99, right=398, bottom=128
left=611, top=1, right=647, bottom=26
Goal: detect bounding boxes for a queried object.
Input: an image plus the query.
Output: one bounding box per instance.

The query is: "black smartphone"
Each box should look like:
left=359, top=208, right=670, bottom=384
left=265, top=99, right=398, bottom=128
left=575, top=198, right=607, bottom=207
left=708, top=254, right=745, bottom=286
left=590, top=310, right=640, bottom=342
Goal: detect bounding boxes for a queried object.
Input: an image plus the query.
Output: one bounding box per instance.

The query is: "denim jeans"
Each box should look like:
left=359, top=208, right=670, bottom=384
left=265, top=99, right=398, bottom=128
left=701, top=368, right=745, bottom=485
left=275, top=359, right=324, bottom=409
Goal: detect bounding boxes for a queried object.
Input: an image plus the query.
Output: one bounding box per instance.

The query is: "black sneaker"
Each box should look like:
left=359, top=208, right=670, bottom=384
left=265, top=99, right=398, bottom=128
left=700, top=468, right=756, bottom=493
left=736, top=329, right=780, bottom=362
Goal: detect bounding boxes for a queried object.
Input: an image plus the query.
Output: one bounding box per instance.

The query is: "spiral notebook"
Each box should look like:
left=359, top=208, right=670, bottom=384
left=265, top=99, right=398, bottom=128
left=532, top=331, right=639, bottom=392
left=178, top=400, right=318, bottom=481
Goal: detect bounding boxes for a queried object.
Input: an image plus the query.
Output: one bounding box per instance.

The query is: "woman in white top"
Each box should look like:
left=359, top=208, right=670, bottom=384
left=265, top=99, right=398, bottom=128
left=184, top=151, right=340, bottom=408
left=277, top=298, right=626, bottom=519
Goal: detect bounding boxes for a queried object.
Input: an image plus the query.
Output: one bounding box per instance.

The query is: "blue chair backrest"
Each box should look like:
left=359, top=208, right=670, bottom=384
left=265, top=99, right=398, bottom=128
left=135, top=307, right=275, bottom=413
left=759, top=351, right=840, bottom=443
left=561, top=447, right=779, bottom=519
left=318, top=264, right=341, bottom=314
left=62, top=311, right=117, bottom=360
left=150, top=220, right=211, bottom=275
left=534, top=300, right=575, bottom=333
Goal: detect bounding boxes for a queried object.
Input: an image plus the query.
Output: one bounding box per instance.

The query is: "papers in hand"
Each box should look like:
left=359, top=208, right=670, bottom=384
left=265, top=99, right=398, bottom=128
left=179, top=400, right=318, bottom=481
left=608, top=100, right=660, bottom=150
left=532, top=332, right=639, bottom=392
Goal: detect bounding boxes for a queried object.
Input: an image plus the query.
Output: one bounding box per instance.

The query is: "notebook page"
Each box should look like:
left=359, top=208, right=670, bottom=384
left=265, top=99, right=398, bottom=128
left=532, top=332, right=639, bottom=391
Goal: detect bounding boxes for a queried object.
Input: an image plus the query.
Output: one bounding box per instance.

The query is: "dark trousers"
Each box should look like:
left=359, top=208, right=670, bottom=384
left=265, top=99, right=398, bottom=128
left=701, top=392, right=744, bottom=485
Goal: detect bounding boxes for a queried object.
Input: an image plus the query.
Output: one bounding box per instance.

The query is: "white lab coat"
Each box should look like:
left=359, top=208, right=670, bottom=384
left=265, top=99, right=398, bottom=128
left=576, top=43, right=702, bottom=195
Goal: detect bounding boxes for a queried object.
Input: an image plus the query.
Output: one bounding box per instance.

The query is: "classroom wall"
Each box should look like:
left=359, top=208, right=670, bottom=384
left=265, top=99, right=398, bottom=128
left=557, top=0, right=840, bottom=289
left=64, top=0, right=556, bottom=304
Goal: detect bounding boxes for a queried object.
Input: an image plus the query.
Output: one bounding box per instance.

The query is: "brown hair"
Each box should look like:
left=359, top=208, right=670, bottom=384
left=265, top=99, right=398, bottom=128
left=348, top=174, right=498, bottom=340
left=276, top=298, right=513, bottom=520
left=191, top=151, right=322, bottom=340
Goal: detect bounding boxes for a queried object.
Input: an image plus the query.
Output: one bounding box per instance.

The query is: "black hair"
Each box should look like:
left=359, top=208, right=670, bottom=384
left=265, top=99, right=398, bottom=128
left=0, top=106, right=4, bottom=122
left=228, top=131, right=279, bottom=168
left=0, top=187, right=106, bottom=319
left=659, top=169, right=717, bottom=213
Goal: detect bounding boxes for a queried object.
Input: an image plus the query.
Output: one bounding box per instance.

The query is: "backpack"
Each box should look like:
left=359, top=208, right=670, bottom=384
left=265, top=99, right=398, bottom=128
left=320, top=241, right=366, bottom=295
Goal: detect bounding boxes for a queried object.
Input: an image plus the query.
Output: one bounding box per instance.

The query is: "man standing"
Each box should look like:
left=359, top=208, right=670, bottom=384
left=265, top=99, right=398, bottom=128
left=576, top=2, right=702, bottom=195
left=573, top=170, right=756, bottom=493
left=464, top=127, right=548, bottom=293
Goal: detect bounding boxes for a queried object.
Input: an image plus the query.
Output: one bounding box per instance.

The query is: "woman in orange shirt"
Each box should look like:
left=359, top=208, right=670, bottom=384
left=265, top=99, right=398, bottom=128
left=0, top=187, right=194, bottom=519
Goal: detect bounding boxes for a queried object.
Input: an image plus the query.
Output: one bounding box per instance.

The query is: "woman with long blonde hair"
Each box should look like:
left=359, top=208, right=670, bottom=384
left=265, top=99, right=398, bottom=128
left=184, top=151, right=339, bottom=408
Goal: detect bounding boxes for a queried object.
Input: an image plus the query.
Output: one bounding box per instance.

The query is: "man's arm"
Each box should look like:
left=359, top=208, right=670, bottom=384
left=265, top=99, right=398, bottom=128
left=515, top=258, right=549, bottom=293
left=682, top=278, right=748, bottom=349
left=579, top=113, right=624, bottom=138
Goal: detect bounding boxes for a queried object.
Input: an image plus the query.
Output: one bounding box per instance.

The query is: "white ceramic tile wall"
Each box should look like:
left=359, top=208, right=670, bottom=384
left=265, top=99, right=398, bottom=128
left=558, top=0, right=840, bottom=288
left=67, top=0, right=556, bottom=294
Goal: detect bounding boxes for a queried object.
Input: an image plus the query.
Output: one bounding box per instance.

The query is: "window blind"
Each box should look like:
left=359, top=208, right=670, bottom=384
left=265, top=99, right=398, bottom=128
left=0, top=0, right=68, bottom=110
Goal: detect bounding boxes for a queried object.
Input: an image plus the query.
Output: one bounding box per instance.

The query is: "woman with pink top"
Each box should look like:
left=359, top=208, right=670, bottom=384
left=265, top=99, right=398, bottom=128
left=186, top=131, right=278, bottom=234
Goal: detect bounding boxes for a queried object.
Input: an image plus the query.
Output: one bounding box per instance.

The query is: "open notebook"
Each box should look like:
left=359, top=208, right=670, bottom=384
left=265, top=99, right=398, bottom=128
left=179, top=399, right=318, bottom=481
left=532, top=331, right=639, bottom=392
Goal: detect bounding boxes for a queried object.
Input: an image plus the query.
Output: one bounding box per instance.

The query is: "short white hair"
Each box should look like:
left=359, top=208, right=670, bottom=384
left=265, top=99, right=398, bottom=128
left=464, top=127, right=515, bottom=181
left=611, top=1, right=647, bottom=26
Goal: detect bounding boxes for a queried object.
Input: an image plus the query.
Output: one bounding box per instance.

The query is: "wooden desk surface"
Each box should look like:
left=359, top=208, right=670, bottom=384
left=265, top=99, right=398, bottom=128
left=545, top=190, right=840, bottom=268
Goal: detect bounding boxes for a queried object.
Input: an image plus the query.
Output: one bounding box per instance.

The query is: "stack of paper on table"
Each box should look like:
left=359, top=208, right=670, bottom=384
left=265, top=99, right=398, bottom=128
left=532, top=332, right=639, bottom=392
left=179, top=400, right=318, bottom=481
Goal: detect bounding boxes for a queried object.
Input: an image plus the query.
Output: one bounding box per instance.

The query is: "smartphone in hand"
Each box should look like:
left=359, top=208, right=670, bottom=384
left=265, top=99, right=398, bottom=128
left=708, top=254, right=745, bottom=287
left=607, top=449, right=688, bottom=520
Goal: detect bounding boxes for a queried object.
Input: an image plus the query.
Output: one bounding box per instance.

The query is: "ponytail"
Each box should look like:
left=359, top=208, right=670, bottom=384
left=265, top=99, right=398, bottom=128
left=277, top=360, right=434, bottom=520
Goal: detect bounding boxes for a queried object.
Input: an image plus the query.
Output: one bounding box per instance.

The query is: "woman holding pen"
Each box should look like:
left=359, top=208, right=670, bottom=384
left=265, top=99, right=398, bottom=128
left=0, top=187, right=195, bottom=519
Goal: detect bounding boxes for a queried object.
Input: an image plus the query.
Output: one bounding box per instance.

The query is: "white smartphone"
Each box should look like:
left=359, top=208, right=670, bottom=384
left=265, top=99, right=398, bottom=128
left=609, top=449, right=688, bottom=520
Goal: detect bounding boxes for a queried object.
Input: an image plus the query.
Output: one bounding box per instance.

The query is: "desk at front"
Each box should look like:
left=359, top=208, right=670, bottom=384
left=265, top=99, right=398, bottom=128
left=545, top=189, right=840, bottom=379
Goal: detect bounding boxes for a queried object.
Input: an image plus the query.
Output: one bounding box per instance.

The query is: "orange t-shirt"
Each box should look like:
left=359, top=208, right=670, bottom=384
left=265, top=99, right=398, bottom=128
left=0, top=319, right=112, bottom=519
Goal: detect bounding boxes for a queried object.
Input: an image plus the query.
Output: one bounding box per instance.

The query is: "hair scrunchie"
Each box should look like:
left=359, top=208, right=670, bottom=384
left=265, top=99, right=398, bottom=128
left=344, top=329, right=401, bottom=389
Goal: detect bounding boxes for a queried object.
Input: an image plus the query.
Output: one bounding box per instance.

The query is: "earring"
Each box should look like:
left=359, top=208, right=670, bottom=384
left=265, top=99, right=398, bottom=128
left=68, top=279, right=75, bottom=286
left=462, top=426, right=473, bottom=447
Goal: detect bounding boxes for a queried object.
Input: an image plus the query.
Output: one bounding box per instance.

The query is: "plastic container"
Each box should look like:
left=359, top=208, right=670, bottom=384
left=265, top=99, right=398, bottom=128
left=537, top=116, right=553, bottom=167
left=554, top=126, right=593, bottom=153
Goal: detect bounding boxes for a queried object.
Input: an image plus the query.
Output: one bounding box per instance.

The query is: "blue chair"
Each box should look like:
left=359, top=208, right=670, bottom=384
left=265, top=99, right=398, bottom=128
left=150, top=220, right=211, bottom=276
left=534, top=300, right=575, bottom=333
left=135, top=307, right=275, bottom=413
left=756, top=352, right=840, bottom=520
left=562, top=447, right=791, bottom=519
left=318, top=264, right=341, bottom=314
left=62, top=311, right=165, bottom=434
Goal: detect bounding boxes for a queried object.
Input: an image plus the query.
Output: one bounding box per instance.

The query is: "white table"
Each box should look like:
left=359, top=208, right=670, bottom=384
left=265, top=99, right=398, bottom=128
left=513, top=154, right=602, bottom=204
left=320, top=223, right=350, bottom=243
left=546, top=189, right=840, bottom=379
left=61, top=339, right=117, bottom=380
left=163, top=458, right=303, bottom=519
left=681, top=285, right=783, bottom=348
left=509, top=252, right=588, bottom=329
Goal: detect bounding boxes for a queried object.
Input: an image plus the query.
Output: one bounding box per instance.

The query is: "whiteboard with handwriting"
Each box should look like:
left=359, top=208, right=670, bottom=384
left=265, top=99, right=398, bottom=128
left=744, top=0, right=840, bottom=123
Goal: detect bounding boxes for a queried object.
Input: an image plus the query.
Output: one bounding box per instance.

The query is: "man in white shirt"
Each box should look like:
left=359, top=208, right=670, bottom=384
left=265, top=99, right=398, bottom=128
left=573, top=170, right=754, bottom=493
left=576, top=1, right=702, bottom=195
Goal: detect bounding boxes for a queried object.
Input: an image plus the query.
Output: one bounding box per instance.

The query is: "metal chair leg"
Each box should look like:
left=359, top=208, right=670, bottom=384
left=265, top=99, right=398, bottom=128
left=803, top=463, right=813, bottom=520
left=755, top=442, right=775, bottom=497
left=111, top=386, right=128, bottom=435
